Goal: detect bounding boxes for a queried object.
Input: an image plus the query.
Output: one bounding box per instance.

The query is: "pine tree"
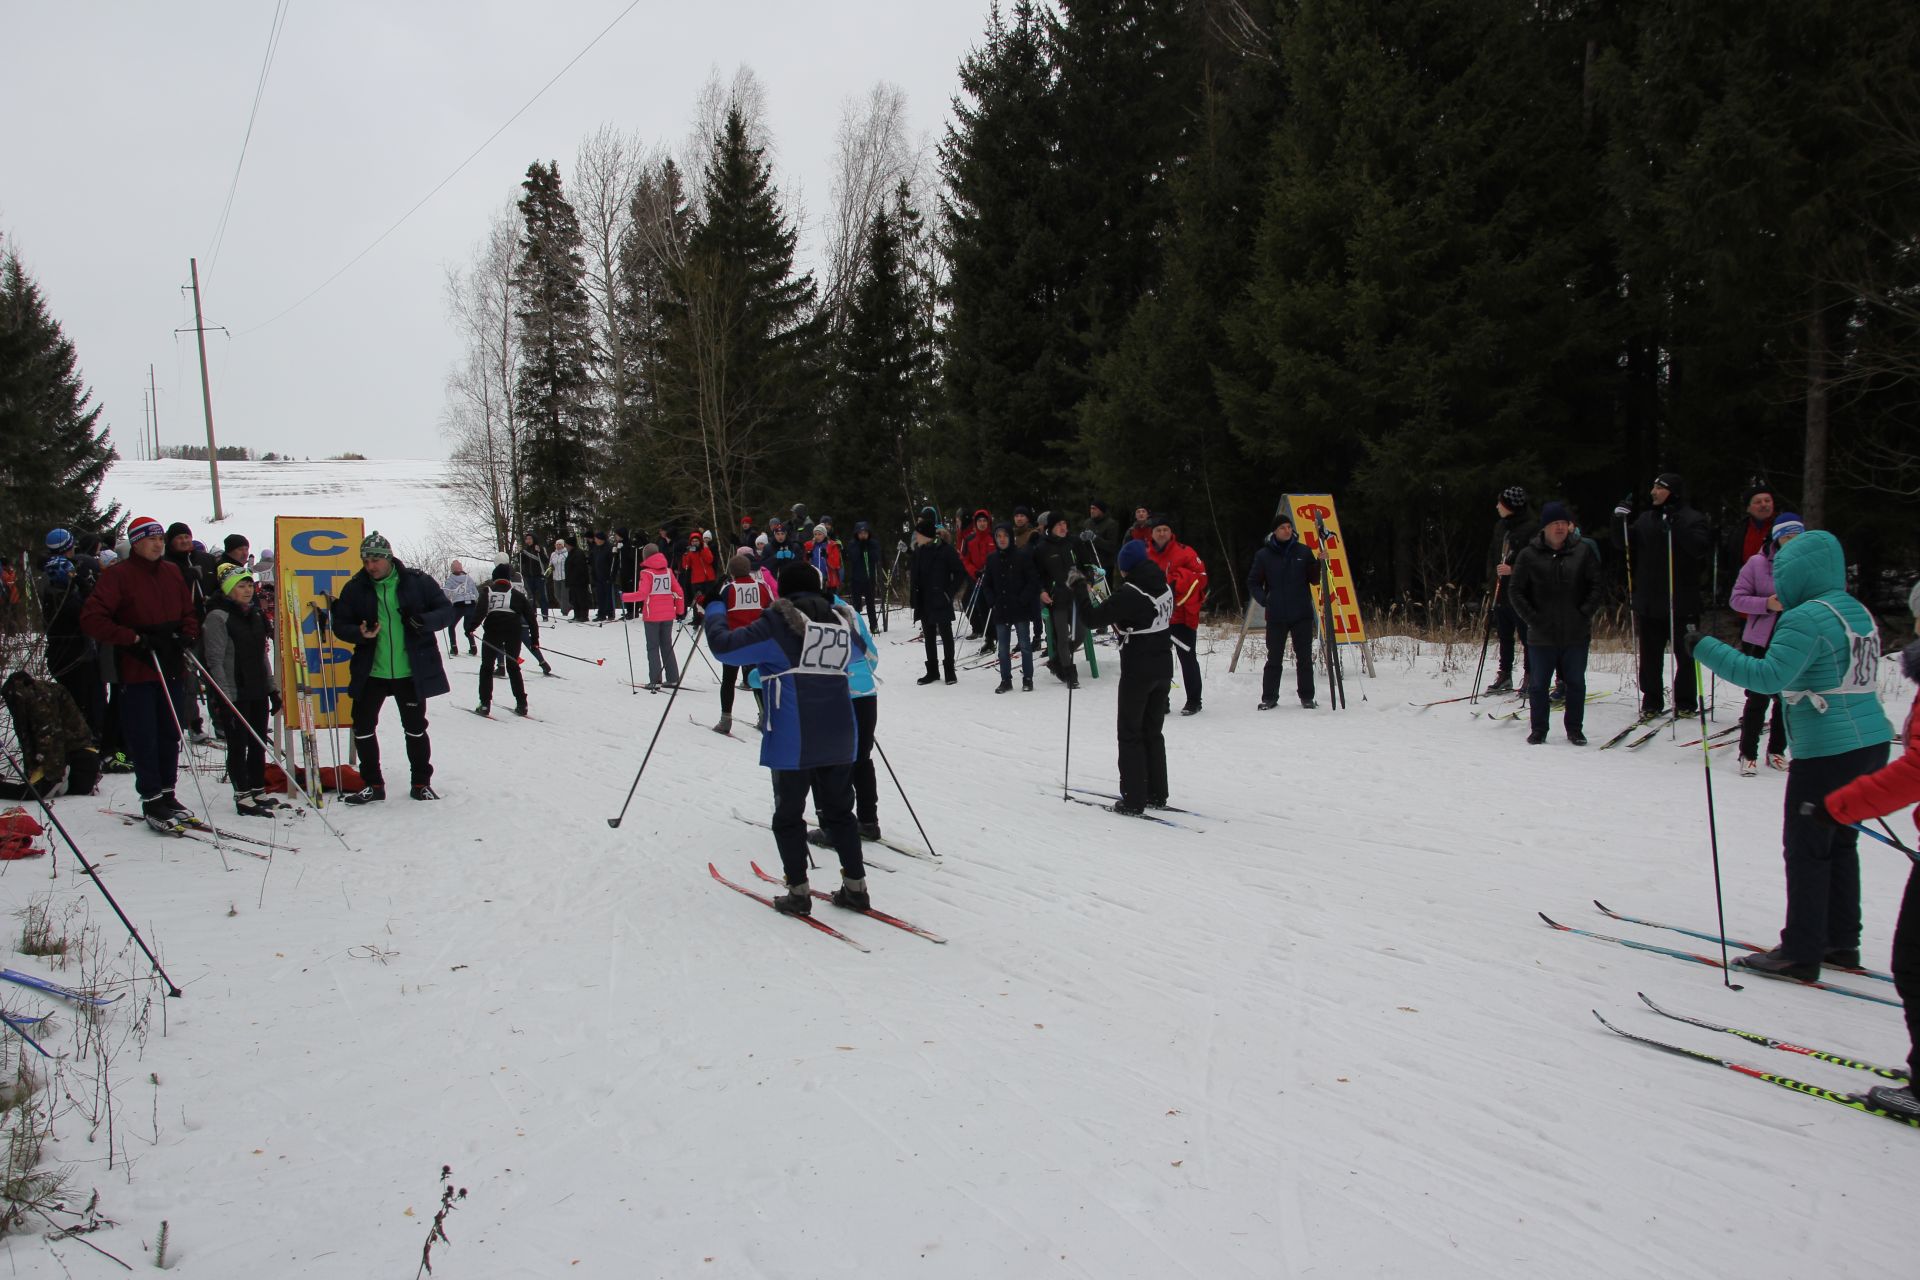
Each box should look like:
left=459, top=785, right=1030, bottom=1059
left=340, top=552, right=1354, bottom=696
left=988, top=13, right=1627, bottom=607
left=609, top=157, right=691, bottom=526
left=0, top=244, right=120, bottom=561
left=654, top=108, right=823, bottom=532
left=938, top=0, right=1077, bottom=505
left=822, top=185, right=937, bottom=524
left=513, top=161, right=601, bottom=536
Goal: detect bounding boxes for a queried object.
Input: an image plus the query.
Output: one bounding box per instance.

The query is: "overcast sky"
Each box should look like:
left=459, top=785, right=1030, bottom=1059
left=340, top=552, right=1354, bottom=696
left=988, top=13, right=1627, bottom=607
left=1, top=0, right=990, bottom=461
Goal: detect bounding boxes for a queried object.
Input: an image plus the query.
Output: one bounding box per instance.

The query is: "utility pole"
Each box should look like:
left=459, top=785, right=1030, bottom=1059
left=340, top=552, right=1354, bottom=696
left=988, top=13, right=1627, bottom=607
left=141, top=390, right=149, bottom=461
left=149, top=363, right=161, bottom=460
left=180, top=259, right=226, bottom=521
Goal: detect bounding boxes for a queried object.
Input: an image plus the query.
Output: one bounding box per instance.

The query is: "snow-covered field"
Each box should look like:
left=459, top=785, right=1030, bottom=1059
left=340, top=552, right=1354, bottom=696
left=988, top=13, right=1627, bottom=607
left=3, top=462, right=1914, bottom=1276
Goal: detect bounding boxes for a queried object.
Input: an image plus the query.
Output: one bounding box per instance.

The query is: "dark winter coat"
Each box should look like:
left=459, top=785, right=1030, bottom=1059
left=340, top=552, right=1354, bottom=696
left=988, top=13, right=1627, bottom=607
left=330, top=559, right=455, bottom=700
left=846, top=533, right=881, bottom=588
left=39, top=565, right=95, bottom=681
left=1081, top=512, right=1120, bottom=571
left=1031, top=530, right=1096, bottom=596
left=909, top=537, right=966, bottom=625
left=466, top=579, right=539, bottom=651
left=1076, top=558, right=1173, bottom=682
left=1487, top=512, right=1538, bottom=581
left=1508, top=531, right=1604, bottom=648
left=1627, top=497, right=1713, bottom=616
left=590, top=540, right=614, bottom=591
left=1247, top=534, right=1320, bottom=628
left=201, top=597, right=274, bottom=702
left=0, top=672, right=94, bottom=792
left=517, top=545, right=547, bottom=586
left=980, top=536, right=1040, bottom=626
left=704, top=593, right=867, bottom=771
left=613, top=539, right=639, bottom=596
left=79, top=553, right=199, bottom=684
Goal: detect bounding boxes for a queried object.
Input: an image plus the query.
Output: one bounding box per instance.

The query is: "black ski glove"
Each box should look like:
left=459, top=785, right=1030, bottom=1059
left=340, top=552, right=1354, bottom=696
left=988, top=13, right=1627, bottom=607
left=1796, top=799, right=1841, bottom=829
left=1677, top=626, right=1703, bottom=661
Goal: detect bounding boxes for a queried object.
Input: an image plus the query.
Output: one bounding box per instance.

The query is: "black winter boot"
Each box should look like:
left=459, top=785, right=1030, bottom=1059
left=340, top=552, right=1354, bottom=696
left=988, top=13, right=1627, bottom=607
left=1730, top=947, right=1820, bottom=983
left=831, top=876, right=870, bottom=912
left=773, top=881, right=812, bottom=915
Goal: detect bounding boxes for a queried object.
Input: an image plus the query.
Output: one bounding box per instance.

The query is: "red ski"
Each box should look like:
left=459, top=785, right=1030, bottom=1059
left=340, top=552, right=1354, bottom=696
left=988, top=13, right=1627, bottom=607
left=751, top=862, right=946, bottom=943
left=708, top=863, right=868, bottom=951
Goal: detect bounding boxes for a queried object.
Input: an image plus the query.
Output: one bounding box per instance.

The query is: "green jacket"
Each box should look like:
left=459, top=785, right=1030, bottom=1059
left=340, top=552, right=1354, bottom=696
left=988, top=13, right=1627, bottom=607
left=1693, top=531, right=1891, bottom=760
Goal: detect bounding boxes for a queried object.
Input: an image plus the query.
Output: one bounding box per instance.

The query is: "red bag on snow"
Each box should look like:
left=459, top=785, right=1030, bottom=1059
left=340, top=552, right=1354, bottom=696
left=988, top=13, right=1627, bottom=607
left=271, top=762, right=365, bottom=796
left=0, top=807, right=46, bottom=860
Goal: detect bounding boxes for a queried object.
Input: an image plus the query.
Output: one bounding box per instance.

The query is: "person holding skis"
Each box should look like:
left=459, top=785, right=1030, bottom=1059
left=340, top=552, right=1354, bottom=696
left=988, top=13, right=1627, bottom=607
left=1729, top=514, right=1802, bottom=775
left=1484, top=487, right=1537, bottom=696
left=908, top=519, right=965, bottom=685
left=982, top=520, right=1039, bottom=693
left=1247, top=512, right=1321, bottom=710
left=1082, top=500, right=1120, bottom=575
left=633, top=544, right=686, bottom=691
left=1818, top=580, right=1920, bottom=1120
left=442, top=560, right=479, bottom=656
left=1145, top=515, right=1208, bottom=716
left=202, top=561, right=281, bottom=815
left=1689, top=529, right=1893, bottom=982
left=1508, top=501, right=1603, bottom=745
left=330, top=531, right=456, bottom=803
left=78, top=516, right=199, bottom=831
left=1625, top=473, right=1713, bottom=718
left=465, top=564, right=537, bottom=716
left=704, top=560, right=872, bottom=915
left=1070, top=539, right=1173, bottom=817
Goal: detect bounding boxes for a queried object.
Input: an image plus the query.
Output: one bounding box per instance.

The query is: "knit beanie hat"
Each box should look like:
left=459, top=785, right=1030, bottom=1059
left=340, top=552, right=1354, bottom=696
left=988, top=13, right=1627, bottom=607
left=223, top=533, right=250, bottom=553
left=216, top=562, right=254, bottom=595
left=915, top=519, right=937, bottom=539
left=777, top=561, right=820, bottom=596
left=1769, top=513, right=1805, bottom=545
left=1499, top=486, right=1528, bottom=511
left=360, top=530, right=392, bottom=559
left=45, top=528, right=74, bottom=553
left=128, top=516, right=164, bottom=545
left=165, top=521, right=193, bottom=543
left=1538, top=501, right=1572, bottom=526
left=491, top=563, right=512, bottom=585
left=1117, top=540, right=1151, bottom=574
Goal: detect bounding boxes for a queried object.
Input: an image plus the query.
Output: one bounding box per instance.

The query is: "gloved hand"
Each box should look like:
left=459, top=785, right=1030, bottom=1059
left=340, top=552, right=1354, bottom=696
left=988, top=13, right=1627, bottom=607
left=1065, top=566, right=1087, bottom=589
left=138, top=626, right=183, bottom=664
left=1613, top=502, right=1632, bottom=519
left=268, top=690, right=283, bottom=716
left=1677, top=626, right=1703, bottom=661
left=1797, top=799, right=1841, bottom=830
left=404, top=614, right=427, bottom=635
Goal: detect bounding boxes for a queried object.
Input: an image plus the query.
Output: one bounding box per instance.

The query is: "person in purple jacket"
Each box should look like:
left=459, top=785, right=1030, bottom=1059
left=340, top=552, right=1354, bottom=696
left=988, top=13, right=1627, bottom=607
left=1728, top=513, right=1804, bottom=776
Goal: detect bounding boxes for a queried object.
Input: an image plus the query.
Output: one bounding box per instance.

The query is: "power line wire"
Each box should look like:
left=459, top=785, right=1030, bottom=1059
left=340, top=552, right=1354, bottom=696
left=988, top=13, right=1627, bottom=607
left=208, top=0, right=293, bottom=275
left=238, top=0, right=642, bottom=337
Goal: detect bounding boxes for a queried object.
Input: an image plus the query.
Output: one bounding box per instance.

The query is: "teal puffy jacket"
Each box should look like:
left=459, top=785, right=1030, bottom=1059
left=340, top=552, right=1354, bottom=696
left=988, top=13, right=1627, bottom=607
left=1694, top=531, right=1891, bottom=759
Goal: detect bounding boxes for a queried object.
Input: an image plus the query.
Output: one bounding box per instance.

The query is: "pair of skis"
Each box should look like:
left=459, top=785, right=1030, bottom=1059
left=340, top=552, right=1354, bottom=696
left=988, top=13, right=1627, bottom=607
left=1599, top=995, right=1916, bottom=1131
left=707, top=863, right=946, bottom=948
left=102, top=809, right=288, bottom=857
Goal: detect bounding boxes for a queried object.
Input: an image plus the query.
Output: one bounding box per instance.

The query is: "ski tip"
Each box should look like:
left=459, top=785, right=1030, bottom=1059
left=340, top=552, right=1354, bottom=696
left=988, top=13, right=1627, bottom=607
left=1538, top=912, right=1562, bottom=927
left=1593, top=899, right=1611, bottom=913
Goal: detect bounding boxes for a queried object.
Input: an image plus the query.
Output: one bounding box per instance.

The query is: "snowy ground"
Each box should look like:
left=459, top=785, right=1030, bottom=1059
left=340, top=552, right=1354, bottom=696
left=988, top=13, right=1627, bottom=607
left=3, top=465, right=1915, bottom=1276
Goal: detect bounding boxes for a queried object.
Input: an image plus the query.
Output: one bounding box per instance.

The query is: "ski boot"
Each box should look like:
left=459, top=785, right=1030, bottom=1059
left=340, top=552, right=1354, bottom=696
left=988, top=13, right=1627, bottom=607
left=994, top=679, right=1013, bottom=694
left=475, top=703, right=491, bottom=717
left=1485, top=672, right=1514, bottom=696
left=343, top=784, right=386, bottom=805
left=513, top=702, right=529, bottom=717
left=713, top=716, right=733, bottom=736
left=772, top=880, right=811, bottom=915
left=1866, top=1085, right=1920, bottom=1119
left=1730, top=947, right=1819, bottom=983
left=234, top=790, right=273, bottom=819
left=409, top=784, right=440, bottom=801
left=831, top=876, right=870, bottom=912
left=857, top=820, right=881, bottom=842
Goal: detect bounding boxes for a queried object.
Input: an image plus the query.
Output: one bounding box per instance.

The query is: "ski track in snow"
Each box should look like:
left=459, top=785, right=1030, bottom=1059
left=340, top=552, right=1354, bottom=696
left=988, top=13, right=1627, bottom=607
left=7, top=462, right=1916, bottom=1275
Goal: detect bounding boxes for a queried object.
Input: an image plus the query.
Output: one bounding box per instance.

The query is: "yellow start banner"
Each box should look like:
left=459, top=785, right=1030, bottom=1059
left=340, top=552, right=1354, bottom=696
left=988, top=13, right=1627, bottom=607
left=274, top=516, right=364, bottom=728
left=1282, top=494, right=1366, bottom=643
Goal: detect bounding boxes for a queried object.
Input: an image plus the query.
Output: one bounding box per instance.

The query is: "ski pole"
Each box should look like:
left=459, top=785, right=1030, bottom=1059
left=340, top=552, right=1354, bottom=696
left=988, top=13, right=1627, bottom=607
left=187, top=650, right=350, bottom=846
left=622, top=611, right=638, bottom=693
left=535, top=643, right=605, bottom=667
left=1796, top=805, right=1920, bottom=863
left=1667, top=520, right=1679, bottom=738
left=157, top=657, right=231, bottom=869
left=1694, top=655, right=1741, bottom=992
left=1063, top=660, right=1075, bottom=803
left=0, top=742, right=183, bottom=996
left=872, top=738, right=940, bottom=858
left=607, top=623, right=707, bottom=829
left=479, top=638, right=525, bottom=665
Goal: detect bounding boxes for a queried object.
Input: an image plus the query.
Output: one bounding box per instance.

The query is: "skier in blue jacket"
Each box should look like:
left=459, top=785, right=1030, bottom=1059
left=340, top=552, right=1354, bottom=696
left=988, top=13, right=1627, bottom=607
left=705, top=560, right=872, bottom=915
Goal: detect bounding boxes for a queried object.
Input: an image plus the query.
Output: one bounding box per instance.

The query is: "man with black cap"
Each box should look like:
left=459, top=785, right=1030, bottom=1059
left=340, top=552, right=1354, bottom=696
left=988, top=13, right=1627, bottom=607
left=79, top=516, right=200, bottom=831
left=1722, top=481, right=1779, bottom=595
left=845, top=522, right=883, bottom=630
left=465, top=564, right=538, bottom=717
left=909, top=519, right=966, bottom=684
left=1509, top=501, right=1603, bottom=745
left=330, top=532, right=456, bottom=802
left=1246, top=512, right=1321, bottom=709
left=1485, top=487, right=1537, bottom=696
left=1034, top=510, right=1096, bottom=689
left=1145, top=515, right=1208, bottom=716
left=1082, top=501, right=1119, bottom=574
left=1625, top=473, right=1713, bottom=718
left=1070, top=539, right=1174, bottom=816
left=163, top=521, right=218, bottom=741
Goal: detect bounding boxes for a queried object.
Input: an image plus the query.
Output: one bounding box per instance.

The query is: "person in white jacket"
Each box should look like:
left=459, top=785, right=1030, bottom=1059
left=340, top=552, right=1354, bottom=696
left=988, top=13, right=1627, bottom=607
left=442, top=560, right=479, bottom=656
left=549, top=540, right=570, bottom=617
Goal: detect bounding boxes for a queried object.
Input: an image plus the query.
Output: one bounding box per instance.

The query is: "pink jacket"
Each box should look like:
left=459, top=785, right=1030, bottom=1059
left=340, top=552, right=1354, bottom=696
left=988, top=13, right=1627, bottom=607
left=636, top=552, right=685, bottom=622
left=1729, top=550, right=1779, bottom=647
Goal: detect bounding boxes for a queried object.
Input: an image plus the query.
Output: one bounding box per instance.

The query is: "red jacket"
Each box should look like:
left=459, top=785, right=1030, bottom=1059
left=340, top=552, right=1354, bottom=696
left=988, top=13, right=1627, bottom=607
left=79, top=554, right=199, bottom=684
left=1146, top=535, right=1208, bottom=629
left=1827, top=651, right=1920, bottom=837
left=957, top=510, right=994, bottom=579
left=682, top=544, right=717, bottom=586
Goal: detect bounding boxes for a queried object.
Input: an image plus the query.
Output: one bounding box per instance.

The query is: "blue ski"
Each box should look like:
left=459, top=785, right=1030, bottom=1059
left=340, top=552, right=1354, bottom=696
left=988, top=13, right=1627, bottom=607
left=0, top=968, right=123, bottom=1009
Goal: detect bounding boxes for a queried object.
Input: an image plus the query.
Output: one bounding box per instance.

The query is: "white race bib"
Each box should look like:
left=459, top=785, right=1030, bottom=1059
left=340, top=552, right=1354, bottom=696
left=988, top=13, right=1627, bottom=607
left=732, top=580, right=763, bottom=611
left=651, top=571, right=675, bottom=595
left=796, top=617, right=853, bottom=675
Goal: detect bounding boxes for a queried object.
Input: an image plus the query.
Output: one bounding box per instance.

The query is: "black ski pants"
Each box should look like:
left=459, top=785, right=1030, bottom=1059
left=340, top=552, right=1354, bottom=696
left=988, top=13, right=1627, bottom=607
left=1262, top=617, right=1315, bottom=704
left=1737, top=639, right=1788, bottom=761
left=224, top=696, right=270, bottom=794
left=921, top=616, right=954, bottom=677
left=719, top=663, right=764, bottom=720
left=1494, top=596, right=1528, bottom=680
left=1116, top=666, right=1171, bottom=809
left=478, top=636, right=526, bottom=709
left=1636, top=612, right=1699, bottom=714
left=847, top=580, right=880, bottom=631
left=1170, top=624, right=1202, bottom=711
left=1525, top=641, right=1589, bottom=739
left=352, top=676, right=433, bottom=788
left=1776, top=742, right=1890, bottom=963
left=770, top=764, right=863, bottom=886
left=852, top=695, right=878, bottom=827
left=1894, top=865, right=1920, bottom=1086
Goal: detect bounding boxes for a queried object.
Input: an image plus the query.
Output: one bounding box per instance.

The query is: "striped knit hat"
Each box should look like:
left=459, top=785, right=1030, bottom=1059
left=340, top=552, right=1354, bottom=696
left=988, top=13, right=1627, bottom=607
left=128, top=516, right=164, bottom=545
